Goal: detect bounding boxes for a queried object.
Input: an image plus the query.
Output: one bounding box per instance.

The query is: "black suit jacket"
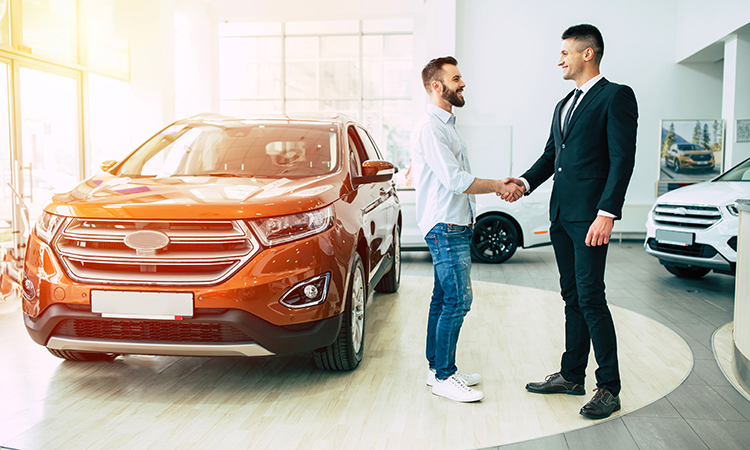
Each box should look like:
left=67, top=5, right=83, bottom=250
left=521, top=77, right=638, bottom=222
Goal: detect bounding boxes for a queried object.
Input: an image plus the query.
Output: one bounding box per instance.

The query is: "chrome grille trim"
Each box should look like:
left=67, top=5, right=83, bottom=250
left=54, top=219, right=260, bottom=285
left=653, top=203, right=722, bottom=230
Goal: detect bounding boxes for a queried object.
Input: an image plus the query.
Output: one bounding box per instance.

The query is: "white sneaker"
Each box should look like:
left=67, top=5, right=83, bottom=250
left=432, top=374, right=484, bottom=402
left=426, top=368, right=481, bottom=387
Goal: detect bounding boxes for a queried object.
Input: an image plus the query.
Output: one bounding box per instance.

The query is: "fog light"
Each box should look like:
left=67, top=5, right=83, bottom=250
left=22, top=275, right=37, bottom=301
left=280, top=273, right=330, bottom=309
left=303, top=285, right=319, bottom=299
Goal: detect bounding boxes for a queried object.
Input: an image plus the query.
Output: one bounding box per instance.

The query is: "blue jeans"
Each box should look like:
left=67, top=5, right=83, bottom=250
left=425, top=223, right=474, bottom=380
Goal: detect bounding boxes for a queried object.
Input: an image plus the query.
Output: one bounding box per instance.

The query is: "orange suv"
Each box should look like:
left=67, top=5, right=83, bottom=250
left=21, top=113, right=401, bottom=371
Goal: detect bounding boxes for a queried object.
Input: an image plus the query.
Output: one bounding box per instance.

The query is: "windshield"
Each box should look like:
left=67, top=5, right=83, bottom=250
left=677, top=144, right=704, bottom=151
left=714, top=158, right=750, bottom=182
left=116, top=122, right=339, bottom=178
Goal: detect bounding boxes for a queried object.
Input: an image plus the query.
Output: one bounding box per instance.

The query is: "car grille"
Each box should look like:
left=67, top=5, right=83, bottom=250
left=690, top=154, right=712, bottom=162
left=646, top=238, right=718, bottom=258
left=52, top=318, right=253, bottom=343
left=54, top=219, right=260, bottom=285
left=652, top=204, right=722, bottom=230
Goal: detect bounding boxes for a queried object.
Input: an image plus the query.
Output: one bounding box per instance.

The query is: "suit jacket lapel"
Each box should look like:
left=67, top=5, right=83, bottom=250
left=562, top=77, right=609, bottom=141
left=553, top=90, right=574, bottom=143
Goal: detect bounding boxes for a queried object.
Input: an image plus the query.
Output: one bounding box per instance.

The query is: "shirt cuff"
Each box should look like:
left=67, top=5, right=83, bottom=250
left=597, top=210, right=616, bottom=218
left=519, top=177, right=531, bottom=194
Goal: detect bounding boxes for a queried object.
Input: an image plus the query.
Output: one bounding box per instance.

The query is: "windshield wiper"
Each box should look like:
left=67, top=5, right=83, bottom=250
left=181, top=172, right=273, bottom=178
left=199, top=172, right=242, bottom=177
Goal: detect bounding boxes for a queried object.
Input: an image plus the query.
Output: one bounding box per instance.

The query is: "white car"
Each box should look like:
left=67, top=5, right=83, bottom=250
left=399, top=185, right=552, bottom=263
left=645, top=157, right=750, bottom=278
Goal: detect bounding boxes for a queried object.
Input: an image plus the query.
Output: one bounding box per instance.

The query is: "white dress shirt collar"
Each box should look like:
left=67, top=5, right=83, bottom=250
left=578, top=73, right=604, bottom=96
left=427, top=103, right=455, bottom=125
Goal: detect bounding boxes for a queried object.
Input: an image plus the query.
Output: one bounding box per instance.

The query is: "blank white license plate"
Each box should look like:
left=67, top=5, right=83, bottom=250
left=696, top=161, right=708, bottom=165
left=91, top=290, right=193, bottom=320
left=655, top=229, right=694, bottom=247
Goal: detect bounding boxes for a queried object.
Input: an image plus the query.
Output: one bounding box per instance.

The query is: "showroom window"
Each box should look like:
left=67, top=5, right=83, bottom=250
left=0, top=0, right=130, bottom=254
left=218, top=19, right=413, bottom=188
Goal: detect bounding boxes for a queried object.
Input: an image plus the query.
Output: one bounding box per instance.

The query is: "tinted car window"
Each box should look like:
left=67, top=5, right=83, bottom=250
left=349, top=134, right=362, bottom=176
left=117, top=123, right=338, bottom=179
left=356, top=126, right=383, bottom=161
left=348, top=126, right=368, bottom=175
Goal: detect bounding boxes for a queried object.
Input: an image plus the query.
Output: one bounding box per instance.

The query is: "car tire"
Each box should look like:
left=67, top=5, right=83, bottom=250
left=674, top=161, right=681, bottom=173
left=375, top=224, right=401, bottom=294
left=664, top=265, right=711, bottom=279
left=313, top=254, right=366, bottom=371
left=470, top=214, right=520, bottom=264
left=47, top=348, right=119, bottom=362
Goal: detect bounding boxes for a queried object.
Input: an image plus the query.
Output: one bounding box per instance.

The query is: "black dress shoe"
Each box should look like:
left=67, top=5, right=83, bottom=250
left=580, top=387, right=621, bottom=419
left=525, top=372, right=585, bottom=395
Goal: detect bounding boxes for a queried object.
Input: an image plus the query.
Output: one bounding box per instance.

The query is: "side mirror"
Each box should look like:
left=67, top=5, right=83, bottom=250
left=100, top=160, right=118, bottom=172
left=354, top=160, right=395, bottom=184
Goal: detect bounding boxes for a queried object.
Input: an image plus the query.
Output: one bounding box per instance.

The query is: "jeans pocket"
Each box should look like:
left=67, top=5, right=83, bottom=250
left=445, top=224, right=467, bottom=235
left=425, top=232, right=439, bottom=255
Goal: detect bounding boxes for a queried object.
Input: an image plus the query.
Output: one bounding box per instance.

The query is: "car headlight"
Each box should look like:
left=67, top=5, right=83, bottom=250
left=35, top=211, right=66, bottom=244
left=727, top=204, right=739, bottom=217
left=248, top=205, right=334, bottom=246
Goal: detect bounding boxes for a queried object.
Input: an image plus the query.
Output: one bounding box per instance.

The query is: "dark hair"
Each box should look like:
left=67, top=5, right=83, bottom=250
left=562, top=24, right=604, bottom=64
left=421, top=56, right=458, bottom=93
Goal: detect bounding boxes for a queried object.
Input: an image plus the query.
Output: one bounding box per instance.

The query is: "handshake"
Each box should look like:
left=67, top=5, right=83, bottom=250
left=496, top=177, right=526, bottom=203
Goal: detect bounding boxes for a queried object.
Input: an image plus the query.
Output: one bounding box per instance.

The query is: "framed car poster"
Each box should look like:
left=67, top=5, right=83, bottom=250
left=658, top=120, right=725, bottom=189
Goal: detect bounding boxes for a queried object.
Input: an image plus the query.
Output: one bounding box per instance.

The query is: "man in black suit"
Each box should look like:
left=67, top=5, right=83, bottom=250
left=505, top=24, right=638, bottom=419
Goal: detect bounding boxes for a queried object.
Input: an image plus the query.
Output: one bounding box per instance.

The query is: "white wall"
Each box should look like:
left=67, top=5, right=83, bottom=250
left=454, top=0, right=724, bottom=210
left=120, top=0, right=746, bottom=217
left=723, top=35, right=750, bottom=166
left=209, top=0, right=414, bottom=22
left=174, top=0, right=217, bottom=118
left=122, top=0, right=177, bottom=147
left=677, top=0, right=750, bottom=62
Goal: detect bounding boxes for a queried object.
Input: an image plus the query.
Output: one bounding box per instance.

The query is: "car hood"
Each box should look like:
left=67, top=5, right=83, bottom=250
left=656, top=181, right=749, bottom=207
left=45, top=173, right=347, bottom=219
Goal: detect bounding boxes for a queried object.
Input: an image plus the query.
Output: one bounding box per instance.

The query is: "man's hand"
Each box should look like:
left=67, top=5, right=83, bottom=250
left=585, top=215, right=614, bottom=247
left=497, top=177, right=526, bottom=202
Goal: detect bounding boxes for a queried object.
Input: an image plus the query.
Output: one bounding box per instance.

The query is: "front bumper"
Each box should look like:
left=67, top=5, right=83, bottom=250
left=644, top=238, right=733, bottom=271
left=25, top=304, right=343, bottom=357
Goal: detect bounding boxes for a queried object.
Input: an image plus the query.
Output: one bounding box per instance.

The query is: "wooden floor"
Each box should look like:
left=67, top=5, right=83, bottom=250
left=0, top=274, right=691, bottom=450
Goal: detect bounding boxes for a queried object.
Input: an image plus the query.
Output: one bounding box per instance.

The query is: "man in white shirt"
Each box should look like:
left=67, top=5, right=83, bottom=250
left=411, top=56, right=522, bottom=403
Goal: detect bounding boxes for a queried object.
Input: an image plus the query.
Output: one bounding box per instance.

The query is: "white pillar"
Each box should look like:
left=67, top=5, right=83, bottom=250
left=722, top=34, right=750, bottom=167
left=125, top=0, right=177, bottom=146
left=734, top=201, right=750, bottom=389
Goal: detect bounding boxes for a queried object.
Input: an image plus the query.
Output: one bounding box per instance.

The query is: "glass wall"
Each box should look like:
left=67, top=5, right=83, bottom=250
left=0, top=61, right=10, bottom=233
left=19, top=68, right=79, bottom=214
left=218, top=19, right=414, bottom=188
left=21, top=0, right=78, bottom=63
left=0, top=0, right=131, bottom=256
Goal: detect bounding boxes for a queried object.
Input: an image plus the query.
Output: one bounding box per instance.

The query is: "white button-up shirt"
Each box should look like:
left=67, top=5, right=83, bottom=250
left=410, top=104, right=476, bottom=236
left=559, top=73, right=603, bottom=132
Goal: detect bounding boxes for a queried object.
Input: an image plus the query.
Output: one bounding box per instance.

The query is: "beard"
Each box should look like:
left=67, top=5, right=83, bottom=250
left=440, top=81, right=465, bottom=107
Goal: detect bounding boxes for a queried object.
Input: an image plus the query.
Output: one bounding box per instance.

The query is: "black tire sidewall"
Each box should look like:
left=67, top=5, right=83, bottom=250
left=470, top=215, right=519, bottom=264
left=346, top=254, right=366, bottom=366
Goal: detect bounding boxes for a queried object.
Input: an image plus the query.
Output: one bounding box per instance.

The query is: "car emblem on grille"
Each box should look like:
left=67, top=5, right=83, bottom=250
left=675, top=207, right=688, bottom=216
left=124, top=230, right=170, bottom=256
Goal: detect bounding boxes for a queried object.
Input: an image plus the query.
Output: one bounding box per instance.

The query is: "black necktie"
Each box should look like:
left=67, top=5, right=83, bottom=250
left=563, top=89, right=582, bottom=135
